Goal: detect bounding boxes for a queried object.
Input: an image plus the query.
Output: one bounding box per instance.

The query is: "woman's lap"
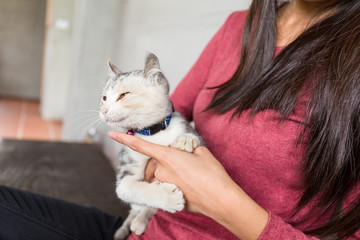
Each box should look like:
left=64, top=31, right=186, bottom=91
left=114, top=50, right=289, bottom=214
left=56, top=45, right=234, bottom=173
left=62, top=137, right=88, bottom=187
left=0, top=185, right=123, bottom=240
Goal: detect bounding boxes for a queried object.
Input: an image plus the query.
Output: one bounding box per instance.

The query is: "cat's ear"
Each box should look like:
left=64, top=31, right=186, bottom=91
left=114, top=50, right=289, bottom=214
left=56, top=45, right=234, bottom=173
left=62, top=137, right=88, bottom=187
left=108, top=61, right=122, bottom=76
left=143, top=52, right=161, bottom=79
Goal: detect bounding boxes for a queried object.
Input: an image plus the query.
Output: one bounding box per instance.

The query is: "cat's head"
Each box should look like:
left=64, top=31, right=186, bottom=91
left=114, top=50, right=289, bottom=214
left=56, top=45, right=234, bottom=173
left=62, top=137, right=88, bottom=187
left=99, top=53, right=172, bottom=130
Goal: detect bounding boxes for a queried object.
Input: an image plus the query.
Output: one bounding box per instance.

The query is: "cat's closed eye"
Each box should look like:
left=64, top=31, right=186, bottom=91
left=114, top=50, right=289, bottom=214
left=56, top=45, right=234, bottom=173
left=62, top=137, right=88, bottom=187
left=117, top=92, right=130, bottom=101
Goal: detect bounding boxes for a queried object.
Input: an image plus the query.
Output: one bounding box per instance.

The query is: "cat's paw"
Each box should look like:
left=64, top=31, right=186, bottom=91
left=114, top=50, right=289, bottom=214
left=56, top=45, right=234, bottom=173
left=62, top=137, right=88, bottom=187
left=156, top=182, right=185, bottom=213
left=114, top=226, right=130, bottom=240
left=130, top=218, right=148, bottom=235
left=173, top=134, right=200, bottom=153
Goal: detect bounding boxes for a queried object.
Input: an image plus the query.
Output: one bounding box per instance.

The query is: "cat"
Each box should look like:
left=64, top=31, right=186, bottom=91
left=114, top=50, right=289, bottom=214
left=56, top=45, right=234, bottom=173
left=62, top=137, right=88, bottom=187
left=99, top=53, right=202, bottom=240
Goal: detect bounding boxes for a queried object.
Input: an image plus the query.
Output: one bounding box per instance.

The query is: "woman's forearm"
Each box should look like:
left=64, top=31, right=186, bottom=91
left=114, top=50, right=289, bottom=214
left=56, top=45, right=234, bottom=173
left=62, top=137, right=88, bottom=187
left=205, top=180, right=269, bottom=240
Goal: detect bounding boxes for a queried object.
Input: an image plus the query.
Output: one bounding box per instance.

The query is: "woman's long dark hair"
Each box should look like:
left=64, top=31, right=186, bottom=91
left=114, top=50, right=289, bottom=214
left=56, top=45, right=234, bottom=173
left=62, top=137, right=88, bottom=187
left=207, top=0, right=360, bottom=238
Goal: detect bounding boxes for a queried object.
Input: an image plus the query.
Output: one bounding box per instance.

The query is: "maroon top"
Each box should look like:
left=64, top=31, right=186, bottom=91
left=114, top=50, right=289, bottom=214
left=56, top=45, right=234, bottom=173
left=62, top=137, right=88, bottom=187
left=129, top=10, right=360, bottom=240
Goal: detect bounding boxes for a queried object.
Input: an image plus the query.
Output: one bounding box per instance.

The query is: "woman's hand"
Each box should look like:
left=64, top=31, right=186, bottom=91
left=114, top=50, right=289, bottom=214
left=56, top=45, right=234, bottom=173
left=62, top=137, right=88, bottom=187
left=108, top=131, right=269, bottom=240
left=109, top=131, right=231, bottom=214
left=144, top=158, right=157, bottom=183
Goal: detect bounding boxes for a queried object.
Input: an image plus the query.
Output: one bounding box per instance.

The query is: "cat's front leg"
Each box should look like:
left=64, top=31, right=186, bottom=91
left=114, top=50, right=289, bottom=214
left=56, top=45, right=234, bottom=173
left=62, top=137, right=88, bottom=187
left=114, top=205, right=156, bottom=240
left=129, top=205, right=157, bottom=235
left=116, top=176, right=185, bottom=212
left=114, top=207, right=138, bottom=240
left=173, top=133, right=201, bottom=152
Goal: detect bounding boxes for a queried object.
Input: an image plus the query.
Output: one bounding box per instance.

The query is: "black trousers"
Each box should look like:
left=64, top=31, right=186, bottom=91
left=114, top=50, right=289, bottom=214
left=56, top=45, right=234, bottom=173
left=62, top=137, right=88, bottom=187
left=0, top=185, right=123, bottom=240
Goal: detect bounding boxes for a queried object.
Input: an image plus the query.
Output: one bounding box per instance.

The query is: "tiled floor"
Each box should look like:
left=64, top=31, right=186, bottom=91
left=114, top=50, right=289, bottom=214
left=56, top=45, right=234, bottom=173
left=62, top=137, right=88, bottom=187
left=0, top=98, right=63, bottom=141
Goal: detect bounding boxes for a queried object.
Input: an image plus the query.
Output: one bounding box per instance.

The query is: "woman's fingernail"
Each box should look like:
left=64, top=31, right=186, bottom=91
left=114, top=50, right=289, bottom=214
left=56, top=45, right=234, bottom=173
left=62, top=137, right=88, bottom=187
left=109, top=132, right=116, bottom=139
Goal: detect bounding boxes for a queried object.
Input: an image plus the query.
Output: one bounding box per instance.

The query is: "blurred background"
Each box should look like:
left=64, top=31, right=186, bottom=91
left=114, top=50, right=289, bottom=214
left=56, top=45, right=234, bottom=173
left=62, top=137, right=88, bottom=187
left=0, top=0, right=251, bottom=166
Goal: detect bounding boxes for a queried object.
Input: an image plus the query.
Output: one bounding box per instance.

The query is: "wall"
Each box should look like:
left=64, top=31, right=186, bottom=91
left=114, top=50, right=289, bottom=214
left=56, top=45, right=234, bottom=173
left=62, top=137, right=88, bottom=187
left=0, top=0, right=46, bottom=99
left=41, top=0, right=75, bottom=120
left=61, top=0, right=124, bottom=140
left=113, top=0, right=251, bottom=92
left=61, top=0, right=251, bottom=166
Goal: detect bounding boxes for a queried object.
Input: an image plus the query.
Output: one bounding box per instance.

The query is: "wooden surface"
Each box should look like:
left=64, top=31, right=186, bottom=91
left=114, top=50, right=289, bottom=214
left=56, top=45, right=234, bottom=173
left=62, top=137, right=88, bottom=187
left=0, top=139, right=129, bottom=217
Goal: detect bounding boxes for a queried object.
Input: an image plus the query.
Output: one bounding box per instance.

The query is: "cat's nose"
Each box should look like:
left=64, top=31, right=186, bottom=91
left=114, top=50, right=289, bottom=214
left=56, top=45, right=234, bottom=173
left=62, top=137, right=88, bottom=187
left=101, top=109, right=109, bottom=115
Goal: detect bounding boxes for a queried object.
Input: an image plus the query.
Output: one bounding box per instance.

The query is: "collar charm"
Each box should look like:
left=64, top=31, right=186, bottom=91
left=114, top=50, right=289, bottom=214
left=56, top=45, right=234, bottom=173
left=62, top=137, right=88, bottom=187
left=126, top=130, right=135, bottom=136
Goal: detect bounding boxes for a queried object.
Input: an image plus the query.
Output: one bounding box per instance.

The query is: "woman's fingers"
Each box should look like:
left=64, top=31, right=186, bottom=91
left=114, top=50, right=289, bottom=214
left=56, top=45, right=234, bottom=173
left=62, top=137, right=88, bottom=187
left=108, top=131, right=171, bottom=162
left=144, top=158, right=158, bottom=182
left=193, top=146, right=210, bottom=155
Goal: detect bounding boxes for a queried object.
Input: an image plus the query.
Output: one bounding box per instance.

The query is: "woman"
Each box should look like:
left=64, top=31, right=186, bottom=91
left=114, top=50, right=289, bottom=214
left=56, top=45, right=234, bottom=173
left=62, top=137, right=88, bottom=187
left=110, top=0, right=360, bottom=239
left=1, top=0, right=359, bottom=239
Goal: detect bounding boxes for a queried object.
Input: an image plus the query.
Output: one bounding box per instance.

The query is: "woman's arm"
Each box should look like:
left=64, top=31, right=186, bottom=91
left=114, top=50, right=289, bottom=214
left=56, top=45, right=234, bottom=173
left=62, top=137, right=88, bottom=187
left=109, top=131, right=268, bottom=240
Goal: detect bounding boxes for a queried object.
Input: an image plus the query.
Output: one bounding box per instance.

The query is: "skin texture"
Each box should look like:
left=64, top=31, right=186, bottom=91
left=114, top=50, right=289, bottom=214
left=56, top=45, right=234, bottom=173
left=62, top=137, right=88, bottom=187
left=276, top=0, right=336, bottom=46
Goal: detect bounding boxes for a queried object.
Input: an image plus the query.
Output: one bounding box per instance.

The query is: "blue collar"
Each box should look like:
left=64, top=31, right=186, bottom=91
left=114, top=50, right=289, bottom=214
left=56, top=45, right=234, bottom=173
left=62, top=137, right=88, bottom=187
left=127, top=104, right=174, bottom=136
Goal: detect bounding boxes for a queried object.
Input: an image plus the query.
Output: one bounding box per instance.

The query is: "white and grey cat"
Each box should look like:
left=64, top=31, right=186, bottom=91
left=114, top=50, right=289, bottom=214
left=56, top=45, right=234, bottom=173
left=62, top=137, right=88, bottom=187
left=99, top=53, right=202, bottom=240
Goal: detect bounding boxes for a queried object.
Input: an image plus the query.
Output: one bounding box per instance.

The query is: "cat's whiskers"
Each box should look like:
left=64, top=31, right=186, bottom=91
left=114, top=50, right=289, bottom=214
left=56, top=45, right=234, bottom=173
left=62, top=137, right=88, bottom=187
left=64, top=110, right=103, bottom=139
left=79, top=117, right=103, bottom=140
left=92, top=119, right=104, bottom=134
left=76, top=116, right=102, bottom=138
left=66, top=110, right=100, bottom=116
left=64, top=112, right=99, bottom=128
left=64, top=110, right=100, bottom=123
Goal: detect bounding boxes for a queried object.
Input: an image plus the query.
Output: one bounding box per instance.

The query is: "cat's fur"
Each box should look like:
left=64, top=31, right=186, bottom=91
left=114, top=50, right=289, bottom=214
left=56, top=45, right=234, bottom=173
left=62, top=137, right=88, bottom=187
left=99, top=53, right=202, bottom=240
